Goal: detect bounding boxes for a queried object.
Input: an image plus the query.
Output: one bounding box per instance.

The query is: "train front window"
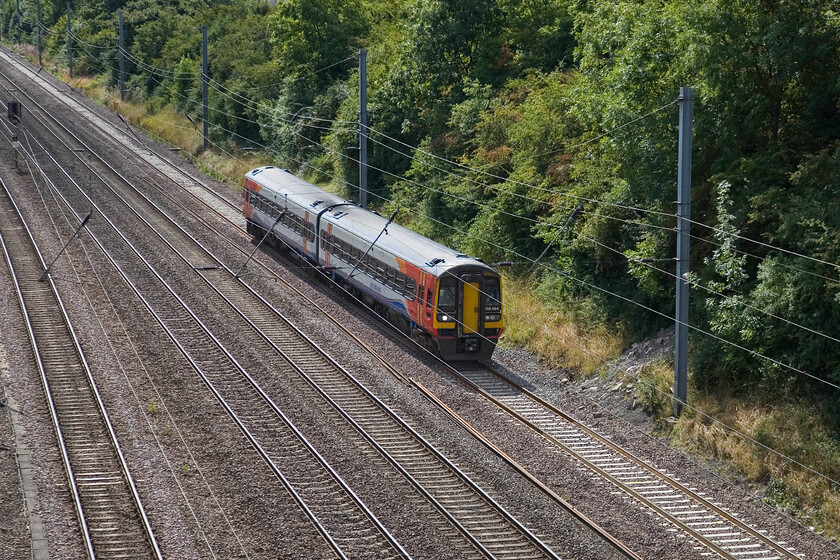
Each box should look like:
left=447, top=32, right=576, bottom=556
left=437, top=276, right=457, bottom=322
left=484, top=276, right=502, bottom=322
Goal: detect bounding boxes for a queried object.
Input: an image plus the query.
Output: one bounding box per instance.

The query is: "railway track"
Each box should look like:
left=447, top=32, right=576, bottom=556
left=451, top=362, right=803, bottom=560
left=2, top=117, right=406, bottom=560
left=0, top=45, right=814, bottom=560
left=0, top=177, right=162, bottom=559
left=0, top=49, right=571, bottom=559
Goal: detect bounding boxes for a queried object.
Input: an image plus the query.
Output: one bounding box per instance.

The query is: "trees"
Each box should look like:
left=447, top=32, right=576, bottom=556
left=566, top=0, right=840, bottom=392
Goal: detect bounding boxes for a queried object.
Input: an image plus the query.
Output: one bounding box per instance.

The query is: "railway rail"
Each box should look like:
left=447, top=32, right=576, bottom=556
left=1, top=101, right=407, bottom=560
left=449, top=362, right=803, bottom=560
left=0, top=177, right=162, bottom=559
left=0, top=48, right=572, bottom=559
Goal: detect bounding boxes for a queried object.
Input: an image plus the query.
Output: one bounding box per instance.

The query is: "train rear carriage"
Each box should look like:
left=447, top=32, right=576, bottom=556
left=243, top=166, right=350, bottom=259
left=242, top=166, right=503, bottom=361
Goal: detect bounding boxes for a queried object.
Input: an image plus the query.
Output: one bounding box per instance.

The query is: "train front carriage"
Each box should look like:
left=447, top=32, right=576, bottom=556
left=431, top=266, right=502, bottom=361
left=243, top=166, right=504, bottom=362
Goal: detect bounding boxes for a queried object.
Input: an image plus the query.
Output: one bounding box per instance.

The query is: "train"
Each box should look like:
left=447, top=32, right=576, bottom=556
left=242, top=166, right=503, bottom=361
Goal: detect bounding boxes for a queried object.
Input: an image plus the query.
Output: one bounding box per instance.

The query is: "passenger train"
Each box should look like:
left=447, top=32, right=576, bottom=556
left=242, top=166, right=503, bottom=361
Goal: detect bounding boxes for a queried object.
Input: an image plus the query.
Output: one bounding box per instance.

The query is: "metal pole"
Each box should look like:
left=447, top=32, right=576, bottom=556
left=119, top=11, right=124, bottom=100
left=674, top=86, right=693, bottom=417
left=67, top=2, right=73, bottom=79
left=358, top=48, right=368, bottom=209
left=39, top=212, right=92, bottom=282
left=202, top=25, right=208, bottom=152
left=36, top=0, right=41, bottom=66
left=235, top=212, right=284, bottom=279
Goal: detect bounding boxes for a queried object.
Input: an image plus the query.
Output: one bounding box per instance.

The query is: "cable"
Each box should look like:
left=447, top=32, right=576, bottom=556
left=128, top=75, right=840, bottom=377
left=265, top=113, right=840, bottom=394
left=365, top=127, right=677, bottom=219
left=38, top=75, right=838, bottom=496
left=689, top=219, right=840, bottom=273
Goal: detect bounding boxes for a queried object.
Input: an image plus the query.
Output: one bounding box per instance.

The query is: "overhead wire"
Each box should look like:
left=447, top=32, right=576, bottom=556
left=202, top=76, right=840, bottom=360
left=206, top=78, right=840, bottom=290
left=265, top=116, right=840, bottom=393
left=50, top=58, right=839, bottom=492
left=196, top=97, right=840, bottom=394
left=70, top=30, right=838, bottom=279
left=358, top=187, right=840, bottom=491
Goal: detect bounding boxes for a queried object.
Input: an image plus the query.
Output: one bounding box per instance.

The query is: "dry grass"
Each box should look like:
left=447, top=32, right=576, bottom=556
left=630, top=359, right=674, bottom=418
left=89, top=88, right=265, bottom=189
left=116, top=102, right=205, bottom=157
left=500, top=274, right=625, bottom=374
left=195, top=150, right=263, bottom=189
left=672, top=397, right=840, bottom=539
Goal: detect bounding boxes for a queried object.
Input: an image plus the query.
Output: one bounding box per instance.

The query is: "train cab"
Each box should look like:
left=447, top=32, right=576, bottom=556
left=430, top=267, right=502, bottom=361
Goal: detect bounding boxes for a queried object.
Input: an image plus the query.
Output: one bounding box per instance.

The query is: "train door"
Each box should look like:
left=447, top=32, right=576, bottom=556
left=458, top=273, right=484, bottom=336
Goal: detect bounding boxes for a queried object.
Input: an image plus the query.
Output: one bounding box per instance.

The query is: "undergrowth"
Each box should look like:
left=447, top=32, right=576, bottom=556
left=670, top=398, right=840, bottom=540
left=499, top=274, right=626, bottom=374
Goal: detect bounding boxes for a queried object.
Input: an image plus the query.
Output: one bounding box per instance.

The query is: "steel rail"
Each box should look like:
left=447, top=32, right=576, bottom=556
left=0, top=176, right=163, bottom=560
left=458, top=362, right=802, bottom=560
left=1, top=47, right=687, bottom=559
left=2, top=119, right=403, bottom=560
left=18, top=95, right=559, bottom=560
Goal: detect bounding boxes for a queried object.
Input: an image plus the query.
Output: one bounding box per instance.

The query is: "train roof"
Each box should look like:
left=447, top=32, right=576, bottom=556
left=247, top=167, right=496, bottom=277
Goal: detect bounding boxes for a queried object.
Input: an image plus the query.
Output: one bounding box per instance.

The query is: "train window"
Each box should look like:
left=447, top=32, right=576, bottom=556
left=485, top=277, right=501, bottom=307
left=484, top=276, right=502, bottom=322
left=437, top=276, right=457, bottom=312
left=406, top=278, right=416, bottom=301
left=426, top=289, right=433, bottom=308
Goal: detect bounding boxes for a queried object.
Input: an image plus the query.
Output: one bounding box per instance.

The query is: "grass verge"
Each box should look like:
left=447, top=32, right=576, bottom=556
left=670, top=398, right=840, bottom=540
left=499, top=274, right=626, bottom=374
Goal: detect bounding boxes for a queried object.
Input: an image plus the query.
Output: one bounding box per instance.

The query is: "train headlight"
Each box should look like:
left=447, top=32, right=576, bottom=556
left=485, top=314, right=501, bottom=322
left=437, top=313, right=451, bottom=323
